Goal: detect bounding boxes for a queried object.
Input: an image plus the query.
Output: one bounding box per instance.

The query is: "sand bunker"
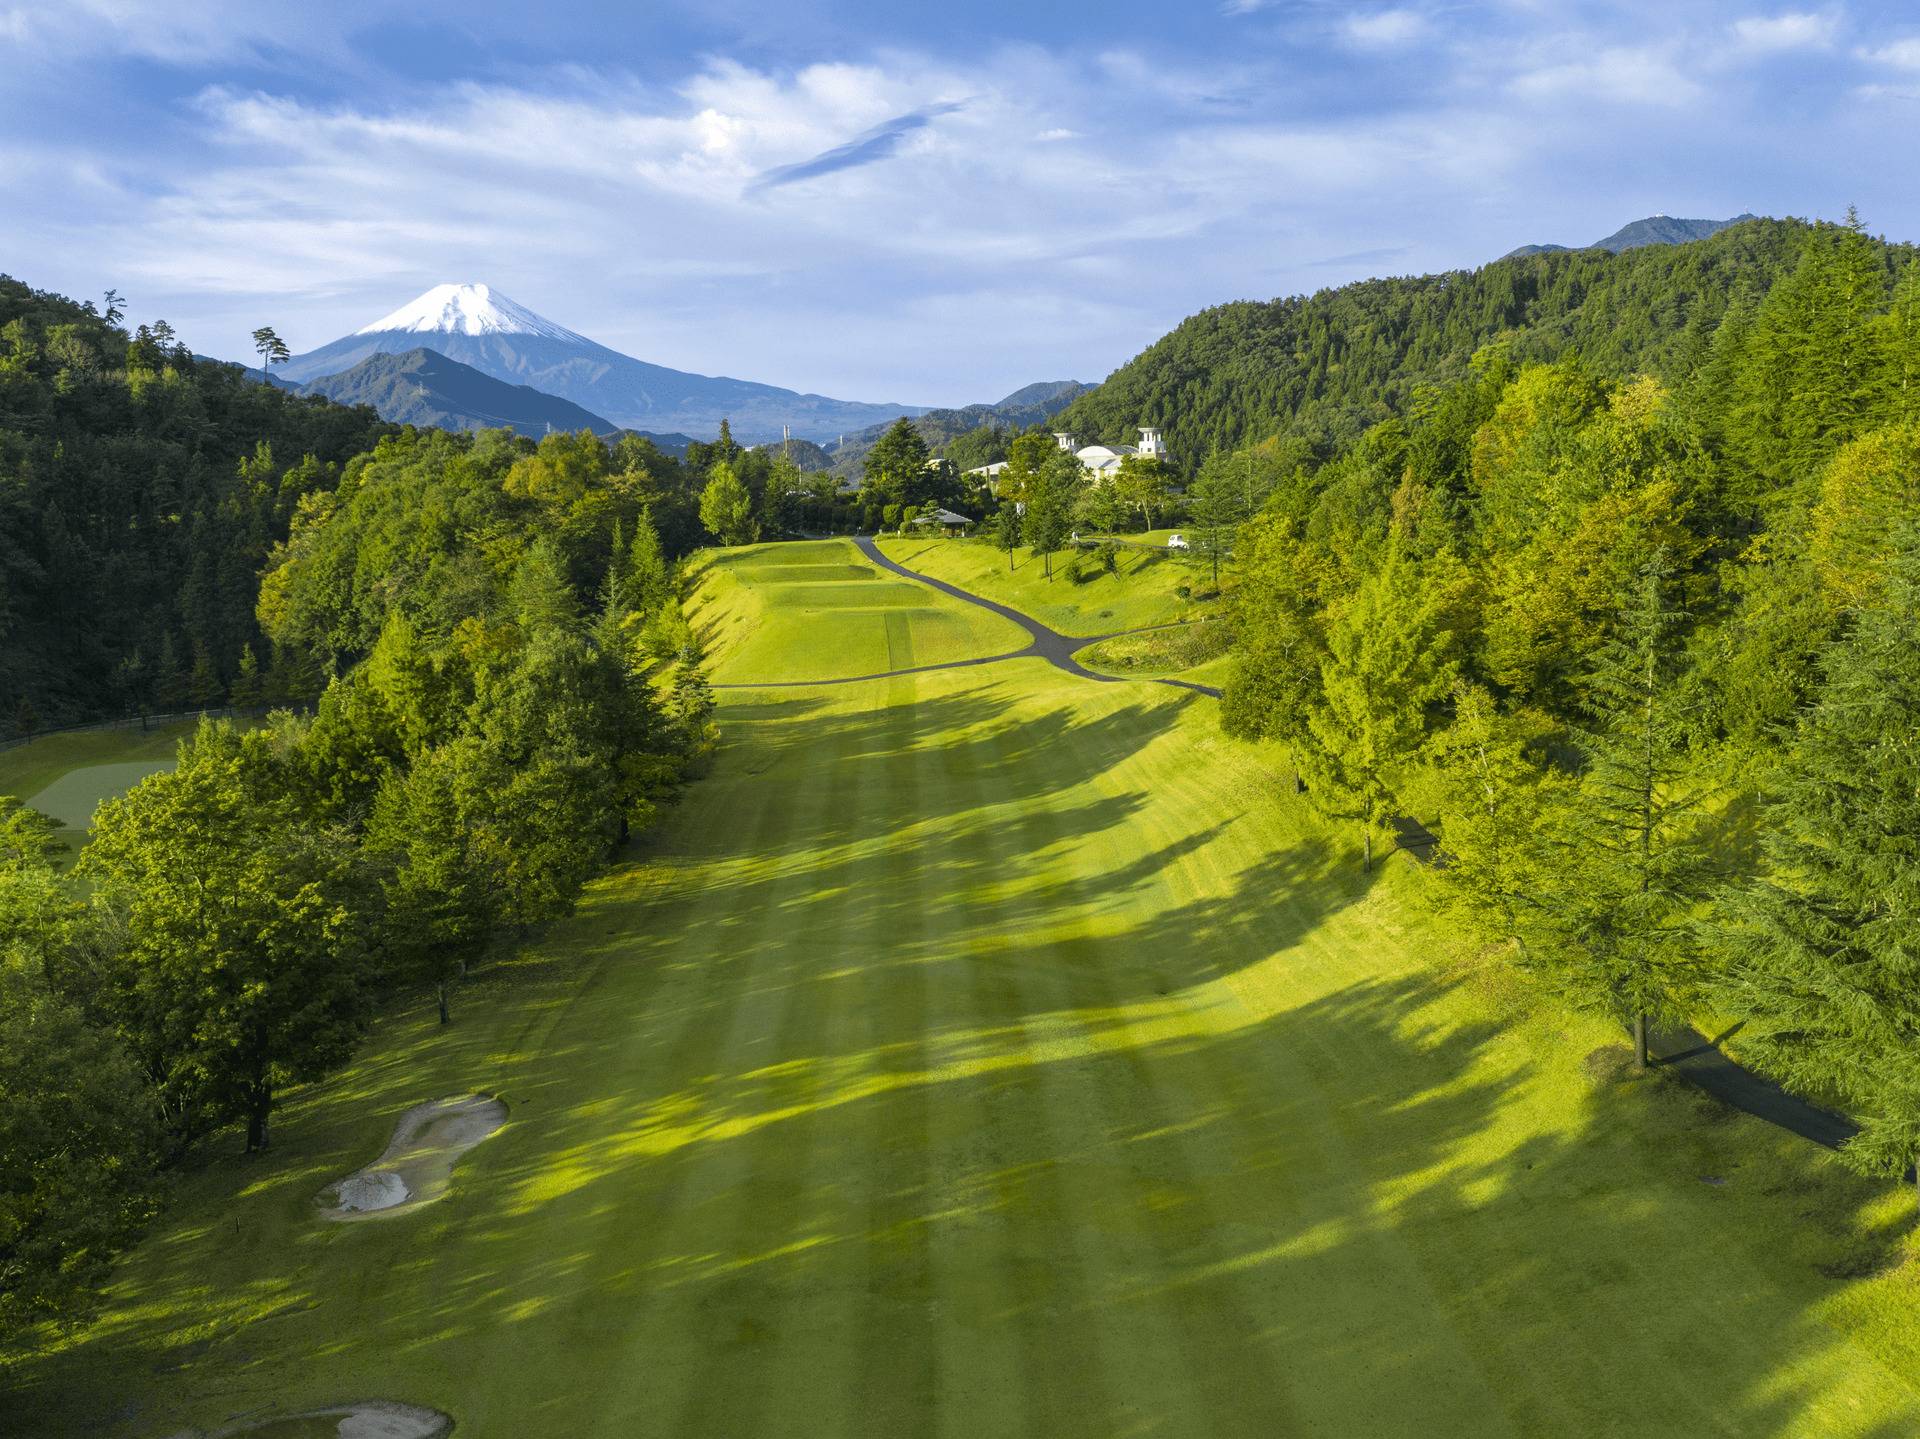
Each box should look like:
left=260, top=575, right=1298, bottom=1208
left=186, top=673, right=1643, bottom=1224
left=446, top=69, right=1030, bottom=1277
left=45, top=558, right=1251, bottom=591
left=168, top=1400, right=452, bottom=1438
left=317, top=1094, right=506, bottom=1221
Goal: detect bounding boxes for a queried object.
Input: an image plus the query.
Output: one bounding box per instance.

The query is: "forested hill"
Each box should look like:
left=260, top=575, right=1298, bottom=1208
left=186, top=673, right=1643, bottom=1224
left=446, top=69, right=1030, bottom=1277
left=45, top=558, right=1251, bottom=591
left=0, top=276, right=393, bottom=727
left=1059, top=216, right=1918, bottom=468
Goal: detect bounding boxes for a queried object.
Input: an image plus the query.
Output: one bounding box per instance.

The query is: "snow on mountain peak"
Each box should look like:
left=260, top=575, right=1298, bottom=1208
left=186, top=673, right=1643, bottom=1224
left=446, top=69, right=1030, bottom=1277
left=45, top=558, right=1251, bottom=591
left=354, top=283, right=586, bottom=342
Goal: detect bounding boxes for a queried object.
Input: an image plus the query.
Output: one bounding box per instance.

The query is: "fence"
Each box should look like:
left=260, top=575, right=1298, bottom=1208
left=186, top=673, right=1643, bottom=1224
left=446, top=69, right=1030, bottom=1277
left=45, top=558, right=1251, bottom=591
left=0, top=702, right=309, bottom=755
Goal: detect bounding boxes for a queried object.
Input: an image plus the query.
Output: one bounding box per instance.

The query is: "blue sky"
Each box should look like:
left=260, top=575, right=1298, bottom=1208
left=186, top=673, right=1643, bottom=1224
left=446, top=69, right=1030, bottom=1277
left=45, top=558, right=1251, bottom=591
left=4, top=1, right=1919, bottom=404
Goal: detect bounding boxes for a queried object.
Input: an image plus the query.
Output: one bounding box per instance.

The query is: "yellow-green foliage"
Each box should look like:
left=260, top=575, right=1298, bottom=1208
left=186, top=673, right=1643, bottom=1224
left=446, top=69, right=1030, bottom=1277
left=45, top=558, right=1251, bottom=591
left=877, top=535, right=1215, bottom=636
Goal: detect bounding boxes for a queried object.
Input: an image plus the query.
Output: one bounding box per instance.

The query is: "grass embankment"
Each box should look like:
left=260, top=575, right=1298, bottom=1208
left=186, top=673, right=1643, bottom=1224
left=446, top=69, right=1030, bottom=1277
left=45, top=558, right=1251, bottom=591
left=876, top=535, right=1218, bottom=637
left=691, top=539, right=1028, bottom=683
left=10, top=544, right=1920, bottom=1435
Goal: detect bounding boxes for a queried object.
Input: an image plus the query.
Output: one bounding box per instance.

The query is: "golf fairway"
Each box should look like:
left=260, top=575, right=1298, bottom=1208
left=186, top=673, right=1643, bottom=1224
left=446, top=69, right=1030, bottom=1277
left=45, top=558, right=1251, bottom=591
left=10, top=541, right=1920, bottom=1437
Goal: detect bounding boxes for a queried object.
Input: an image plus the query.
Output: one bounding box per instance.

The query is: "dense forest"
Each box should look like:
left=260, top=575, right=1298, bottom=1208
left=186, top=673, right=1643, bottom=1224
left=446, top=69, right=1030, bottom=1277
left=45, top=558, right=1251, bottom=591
left=0, top=277, right=392, bottom=728
left=0, top=278, right=830, bottom=730
left=1212, top=212, right=1920, bottom=1191
left=1059, top=216, right=1920, bottom=469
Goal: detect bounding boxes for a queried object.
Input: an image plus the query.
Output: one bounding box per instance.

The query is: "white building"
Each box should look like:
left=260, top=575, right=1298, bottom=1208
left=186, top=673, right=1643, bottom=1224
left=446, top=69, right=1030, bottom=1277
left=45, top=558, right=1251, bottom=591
left=1053, top=427, right=1167, bottom=482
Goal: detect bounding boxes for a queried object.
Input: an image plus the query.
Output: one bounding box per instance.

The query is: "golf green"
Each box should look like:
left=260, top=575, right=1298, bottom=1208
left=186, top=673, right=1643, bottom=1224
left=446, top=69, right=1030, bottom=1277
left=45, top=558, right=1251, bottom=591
left=10, top=540, right=1920, bottom=1436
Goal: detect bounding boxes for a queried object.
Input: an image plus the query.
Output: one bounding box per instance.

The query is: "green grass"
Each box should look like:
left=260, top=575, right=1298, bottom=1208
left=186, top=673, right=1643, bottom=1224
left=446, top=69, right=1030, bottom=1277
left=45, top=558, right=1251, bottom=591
left=11, top=555, right=1920, bottom=1435
left=0, top=722, right=194, bottom=806
left=693, top=538, right=1028, bottom=683
left=877, top=535, right=1218, bottom=637
left=1075, top=618, right=1236, bottom=685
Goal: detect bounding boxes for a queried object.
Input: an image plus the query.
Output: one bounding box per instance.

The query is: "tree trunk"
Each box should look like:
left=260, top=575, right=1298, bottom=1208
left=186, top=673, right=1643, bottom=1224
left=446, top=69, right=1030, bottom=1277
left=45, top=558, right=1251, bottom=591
left=245, top=1079, right=272, bottom=1153
left=438, top=980, right=451, bottom=1026
left=1362, top=826, right=1373, bottom=874
left=1633, top=1012, right=1649, bottom=1070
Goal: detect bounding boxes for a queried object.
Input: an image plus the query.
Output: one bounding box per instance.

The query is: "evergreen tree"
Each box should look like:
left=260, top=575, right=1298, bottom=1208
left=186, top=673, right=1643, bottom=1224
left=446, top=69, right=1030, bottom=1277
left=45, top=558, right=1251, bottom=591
left=1530, top=554, right=1713, bottom=1067
left=860, top=418, right=933, bottom=513
left=1297, top=540, right=1465, bottom=870
left=1712, top=528, right=1920, bottom=1200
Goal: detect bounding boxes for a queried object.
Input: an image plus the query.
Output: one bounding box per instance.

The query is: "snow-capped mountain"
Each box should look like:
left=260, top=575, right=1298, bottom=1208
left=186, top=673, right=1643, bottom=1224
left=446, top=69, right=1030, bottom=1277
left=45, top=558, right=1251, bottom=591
left=278, top=283, right=927, bottom=443
left=351, top=283, right=590, bottom=342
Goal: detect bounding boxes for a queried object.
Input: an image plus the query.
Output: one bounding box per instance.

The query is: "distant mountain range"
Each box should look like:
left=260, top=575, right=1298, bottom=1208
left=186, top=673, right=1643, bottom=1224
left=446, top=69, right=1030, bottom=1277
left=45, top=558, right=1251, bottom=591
left=289, top=347, right=621, bottom=438
left=275, top=283, right=928, bottom=444
left=826, top=380, right=1092, bottom=477
left=1503, top=213, right=1759, bottom=260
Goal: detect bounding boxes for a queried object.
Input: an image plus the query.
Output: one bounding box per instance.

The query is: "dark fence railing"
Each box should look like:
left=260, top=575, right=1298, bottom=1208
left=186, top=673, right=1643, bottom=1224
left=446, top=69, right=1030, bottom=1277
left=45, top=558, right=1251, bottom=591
left=0, top=702, right=311, bottom=756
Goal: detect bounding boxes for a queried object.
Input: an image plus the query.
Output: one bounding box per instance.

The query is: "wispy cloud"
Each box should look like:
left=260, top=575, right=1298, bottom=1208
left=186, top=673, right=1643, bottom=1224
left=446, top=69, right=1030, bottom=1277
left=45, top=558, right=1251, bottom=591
left=1510, top=46, right=1702, bottom=106
left=1859, top=35, right=1920, bottom=70
left=747, top=101, right=966, bottom=195
left=1344, top=9, right=1428, bottom=47
left=1730, top=12, right=1837, bottom=54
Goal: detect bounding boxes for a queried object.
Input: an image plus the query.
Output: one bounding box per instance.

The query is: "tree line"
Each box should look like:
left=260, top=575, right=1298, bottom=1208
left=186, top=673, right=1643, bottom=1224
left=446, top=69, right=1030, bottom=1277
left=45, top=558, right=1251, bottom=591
left=0, top=423, right=719, bottom=1344
left=1217, top=212, right=1920, bottom=1196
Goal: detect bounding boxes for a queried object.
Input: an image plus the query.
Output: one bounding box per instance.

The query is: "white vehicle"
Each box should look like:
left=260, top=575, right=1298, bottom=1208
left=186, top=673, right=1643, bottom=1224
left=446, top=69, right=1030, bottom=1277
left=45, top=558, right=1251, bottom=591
left=1166, top=533, right=1188, bottom=550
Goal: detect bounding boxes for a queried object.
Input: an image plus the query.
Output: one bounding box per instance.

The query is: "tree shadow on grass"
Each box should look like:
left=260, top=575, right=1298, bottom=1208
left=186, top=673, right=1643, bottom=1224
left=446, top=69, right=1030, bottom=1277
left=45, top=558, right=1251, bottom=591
left=14, top=670, right=1920, bottom=1437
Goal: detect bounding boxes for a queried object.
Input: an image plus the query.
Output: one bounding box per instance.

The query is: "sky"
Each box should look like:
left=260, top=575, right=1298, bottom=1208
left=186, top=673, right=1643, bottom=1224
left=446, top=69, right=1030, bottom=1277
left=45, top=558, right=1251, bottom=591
left=4, top=1, right=1920, bottom=406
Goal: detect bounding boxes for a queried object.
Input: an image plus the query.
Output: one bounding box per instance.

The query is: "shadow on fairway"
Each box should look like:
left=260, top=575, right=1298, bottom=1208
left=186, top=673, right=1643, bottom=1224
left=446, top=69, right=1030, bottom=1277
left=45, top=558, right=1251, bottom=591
left=14, top=665, right=1920, bottom=1436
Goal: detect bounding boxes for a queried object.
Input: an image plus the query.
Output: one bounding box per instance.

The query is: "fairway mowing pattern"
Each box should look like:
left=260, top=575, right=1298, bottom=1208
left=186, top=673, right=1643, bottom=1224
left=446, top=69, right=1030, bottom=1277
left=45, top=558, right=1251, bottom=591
left=694, top=540, right=1027, bottom=685
left=14, top=553, right=1920, bottom=1436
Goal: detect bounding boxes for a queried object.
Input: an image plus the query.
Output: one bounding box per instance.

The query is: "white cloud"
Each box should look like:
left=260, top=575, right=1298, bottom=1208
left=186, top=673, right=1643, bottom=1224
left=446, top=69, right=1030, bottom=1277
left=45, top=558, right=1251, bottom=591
left=1859, top=36, right=1920, bottom=70
left=1510, top=46, right=1701, bottom=106
left=1344, top=9, right=1429, bottom=47
left=1730, top=12, right=1836, bottom=54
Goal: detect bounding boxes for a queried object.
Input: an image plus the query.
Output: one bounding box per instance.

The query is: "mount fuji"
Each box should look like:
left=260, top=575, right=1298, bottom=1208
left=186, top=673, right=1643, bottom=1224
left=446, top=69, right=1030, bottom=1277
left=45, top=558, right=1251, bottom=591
left=277, top=283, right=929, bottom=443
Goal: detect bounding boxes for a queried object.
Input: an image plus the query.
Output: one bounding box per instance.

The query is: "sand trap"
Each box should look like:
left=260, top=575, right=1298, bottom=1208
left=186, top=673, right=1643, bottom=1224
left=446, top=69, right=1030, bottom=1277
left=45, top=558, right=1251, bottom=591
left=167, top=1400, right=452, bottom=1438
left=317, top=1094, right=506, bottom=1221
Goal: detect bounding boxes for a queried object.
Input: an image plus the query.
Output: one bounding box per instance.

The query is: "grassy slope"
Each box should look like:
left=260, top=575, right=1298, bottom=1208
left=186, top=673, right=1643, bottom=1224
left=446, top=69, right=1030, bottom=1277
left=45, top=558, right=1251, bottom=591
left=876, top=536, right=1215, bottom=638
left=692, top=539, right=1028, bottom=684
left=0, top=722, right=194, bottom=806
left=9, top=552, right=1920, bottom=1435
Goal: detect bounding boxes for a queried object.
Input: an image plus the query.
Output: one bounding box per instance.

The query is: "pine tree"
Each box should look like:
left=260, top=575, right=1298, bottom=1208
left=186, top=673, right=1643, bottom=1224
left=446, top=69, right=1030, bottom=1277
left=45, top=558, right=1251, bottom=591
left=1713, top=527, right=1920, bottom=1201
left=228, top=643, right=263, bottom=707
left=1531, top=552, right=1713, bottom=1067
left=1429, top=683, right=1559, bottom=946
left=1876, top=260, right=1920, bottom=426
left=1298, top=539, right=1465, bottom=871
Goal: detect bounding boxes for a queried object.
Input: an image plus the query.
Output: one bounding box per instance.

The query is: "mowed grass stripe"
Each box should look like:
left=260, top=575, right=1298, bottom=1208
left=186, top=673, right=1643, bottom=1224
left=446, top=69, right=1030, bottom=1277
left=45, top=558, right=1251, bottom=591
left=850, top=672, right=941, bottom=1438
left=599, top=706, right=858, bottom=1433
left=924, top=692, right=1031, bottom=1439
left=1000, top=688, right=1265, bottom=1435
left=971, top=680, right=1211, bottom=1434
left=754, top=707, right=887, bottom=1439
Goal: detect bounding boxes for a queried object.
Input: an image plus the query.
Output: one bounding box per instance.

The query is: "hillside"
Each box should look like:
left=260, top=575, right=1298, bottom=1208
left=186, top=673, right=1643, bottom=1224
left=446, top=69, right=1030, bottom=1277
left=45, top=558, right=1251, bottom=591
left=1058, top=217, right=1916, bottom=467
left=827, top=380, right=1090, bottom=477
left=0, top=275, right=392, bottom=727
left=293, top=347, right=621, bottom=437
left=1504, top=212, right=1759, bottom=259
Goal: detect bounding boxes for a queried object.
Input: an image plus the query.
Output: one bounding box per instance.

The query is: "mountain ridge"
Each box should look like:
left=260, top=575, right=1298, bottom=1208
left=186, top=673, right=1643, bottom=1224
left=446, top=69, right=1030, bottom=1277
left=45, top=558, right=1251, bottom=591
left=1503, top=213, right=1759, bottom=260
left=290, top=346, right=620, bottom=438
left=279, top=283, right=931, bottom=445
